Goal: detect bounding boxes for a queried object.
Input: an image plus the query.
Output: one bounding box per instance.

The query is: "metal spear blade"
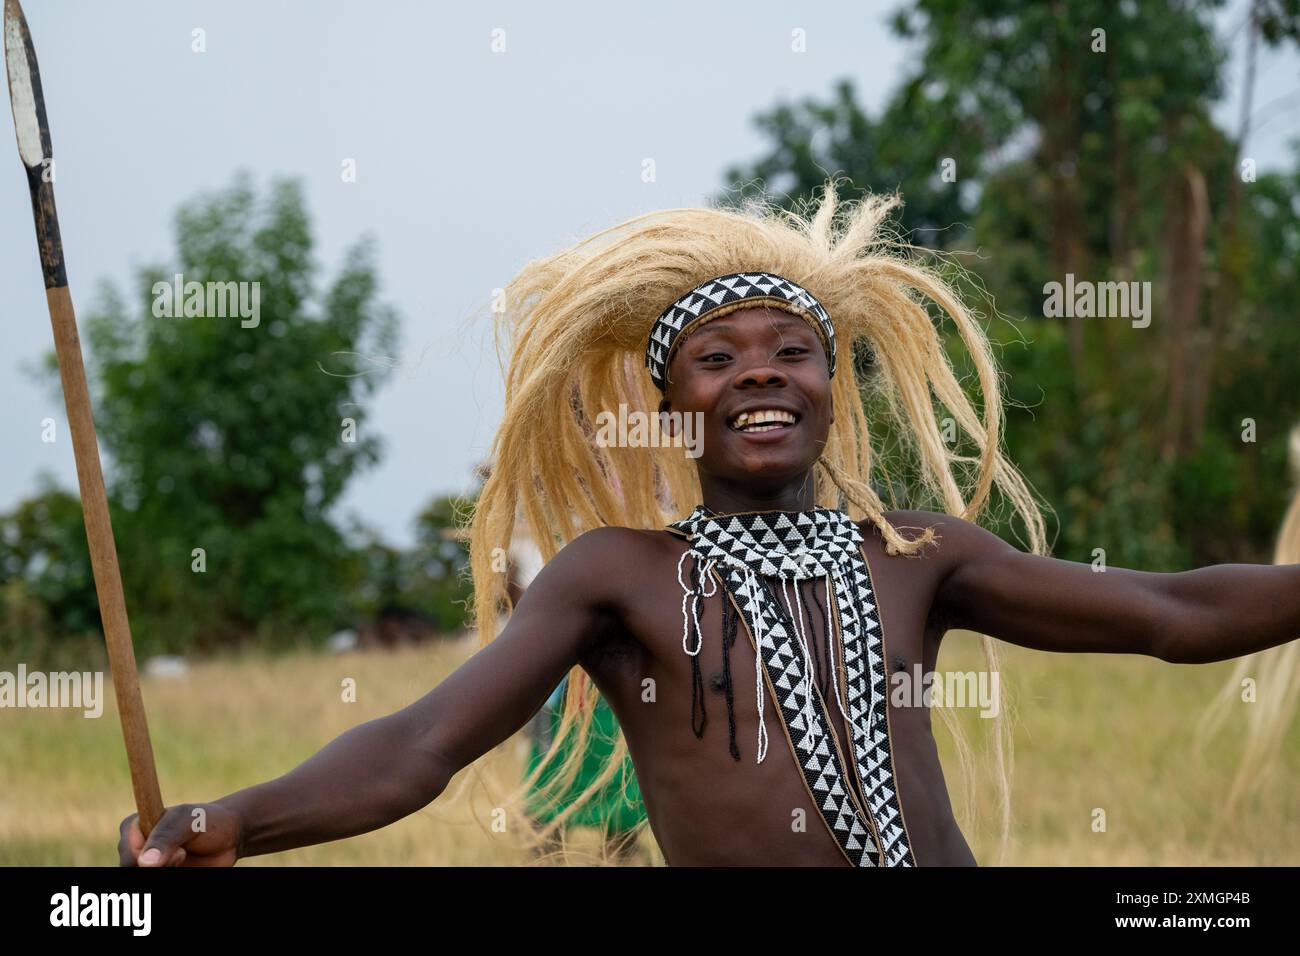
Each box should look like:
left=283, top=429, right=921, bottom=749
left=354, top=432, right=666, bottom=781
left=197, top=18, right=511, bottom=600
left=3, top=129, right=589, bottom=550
left=3, top=0, right=51, bottom=169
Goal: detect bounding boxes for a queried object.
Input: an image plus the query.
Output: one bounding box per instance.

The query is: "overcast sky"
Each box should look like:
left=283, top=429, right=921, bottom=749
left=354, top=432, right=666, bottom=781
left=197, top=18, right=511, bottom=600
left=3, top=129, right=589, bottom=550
left=2, top=0, right=1295, bottom=546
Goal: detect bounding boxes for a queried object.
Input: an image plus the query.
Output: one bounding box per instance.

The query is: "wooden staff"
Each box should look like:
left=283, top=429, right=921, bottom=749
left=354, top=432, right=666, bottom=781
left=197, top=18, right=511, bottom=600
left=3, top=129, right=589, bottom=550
left=3, top=0, right=163, bottom=836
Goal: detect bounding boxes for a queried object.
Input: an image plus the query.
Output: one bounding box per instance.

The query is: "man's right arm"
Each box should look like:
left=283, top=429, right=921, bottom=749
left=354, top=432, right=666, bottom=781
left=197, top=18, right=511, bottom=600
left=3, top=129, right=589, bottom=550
left=119, top=526, right=636, bottom=866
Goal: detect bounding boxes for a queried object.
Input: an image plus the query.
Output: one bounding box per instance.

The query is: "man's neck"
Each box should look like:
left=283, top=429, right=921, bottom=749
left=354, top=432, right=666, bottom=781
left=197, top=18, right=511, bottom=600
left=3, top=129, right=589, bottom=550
left=698, top=474, right=819, bottom=514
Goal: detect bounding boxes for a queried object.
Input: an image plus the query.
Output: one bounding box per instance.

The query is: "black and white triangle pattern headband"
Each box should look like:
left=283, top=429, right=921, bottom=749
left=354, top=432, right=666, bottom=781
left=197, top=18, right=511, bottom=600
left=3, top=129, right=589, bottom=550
left=645, top=271, right=837, bottom=391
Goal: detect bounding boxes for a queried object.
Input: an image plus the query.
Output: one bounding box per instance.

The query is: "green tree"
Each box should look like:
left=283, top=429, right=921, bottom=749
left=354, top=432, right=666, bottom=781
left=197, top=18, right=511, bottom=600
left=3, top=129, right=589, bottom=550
left=350, top=492, right=474, bottom=635
left=0, top=482, right=99, bottom=666
left=78, top=173, right=398, bottom=653
left=722, top=77, right=977, bottom=248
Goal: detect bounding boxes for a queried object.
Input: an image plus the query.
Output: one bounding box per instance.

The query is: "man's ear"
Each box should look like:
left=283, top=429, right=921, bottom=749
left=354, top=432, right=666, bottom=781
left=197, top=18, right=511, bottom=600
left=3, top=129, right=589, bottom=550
left=657, top=396, right=678, bottom=437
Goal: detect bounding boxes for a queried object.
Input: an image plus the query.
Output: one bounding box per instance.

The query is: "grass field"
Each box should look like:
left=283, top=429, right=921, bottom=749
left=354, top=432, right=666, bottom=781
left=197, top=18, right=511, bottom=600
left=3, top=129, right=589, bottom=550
left=2, top=630, right=1296, bottom=866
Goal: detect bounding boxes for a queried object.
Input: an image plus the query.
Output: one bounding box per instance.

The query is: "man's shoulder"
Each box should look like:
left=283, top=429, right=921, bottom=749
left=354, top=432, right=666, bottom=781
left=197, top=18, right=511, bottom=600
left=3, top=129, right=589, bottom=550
left=871, top=509, right=985, bottom=532
left=864, top=509, right=1014, bottom=561
left=860, top=508, right=962, bottom=541
left=569, top=523, right=684, bottom=546
left=855, top=510, right=992, bottom=563
left=555, top=524, right=685, bottom=571
left=538, top=525, right=683, bottom=612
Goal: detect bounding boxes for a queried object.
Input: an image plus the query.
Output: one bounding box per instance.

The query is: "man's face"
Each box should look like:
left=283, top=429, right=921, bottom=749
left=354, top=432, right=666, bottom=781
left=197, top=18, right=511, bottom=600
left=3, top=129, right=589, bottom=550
left=659, top=306, right=833, bottom=486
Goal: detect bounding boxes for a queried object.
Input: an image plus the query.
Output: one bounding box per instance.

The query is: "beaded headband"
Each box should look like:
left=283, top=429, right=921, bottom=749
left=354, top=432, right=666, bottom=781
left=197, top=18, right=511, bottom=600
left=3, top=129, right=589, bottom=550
left=644, top=271, right=837, bottom=391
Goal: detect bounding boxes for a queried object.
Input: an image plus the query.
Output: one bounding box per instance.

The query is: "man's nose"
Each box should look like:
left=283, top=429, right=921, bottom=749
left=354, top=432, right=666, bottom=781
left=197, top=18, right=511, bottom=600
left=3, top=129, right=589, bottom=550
left=735, top=364, right=787, bottom=387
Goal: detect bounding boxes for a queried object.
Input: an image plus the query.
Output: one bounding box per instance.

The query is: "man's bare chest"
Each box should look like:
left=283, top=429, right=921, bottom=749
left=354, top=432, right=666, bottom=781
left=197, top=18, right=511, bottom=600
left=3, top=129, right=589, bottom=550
left=577, top=530, right=971, bottom=865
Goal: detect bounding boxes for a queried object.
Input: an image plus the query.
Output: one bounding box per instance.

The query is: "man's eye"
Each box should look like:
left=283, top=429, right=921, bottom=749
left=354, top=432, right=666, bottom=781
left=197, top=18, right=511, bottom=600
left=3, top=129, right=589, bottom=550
left=781, top=347, right=809, bottom=356
left=700, top=353, right=730, bottom=363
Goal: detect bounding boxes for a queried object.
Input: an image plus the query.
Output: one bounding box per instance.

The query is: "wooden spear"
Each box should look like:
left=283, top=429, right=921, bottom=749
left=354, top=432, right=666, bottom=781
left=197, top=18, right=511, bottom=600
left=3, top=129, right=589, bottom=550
left=3, top=0, right=164, bottom=836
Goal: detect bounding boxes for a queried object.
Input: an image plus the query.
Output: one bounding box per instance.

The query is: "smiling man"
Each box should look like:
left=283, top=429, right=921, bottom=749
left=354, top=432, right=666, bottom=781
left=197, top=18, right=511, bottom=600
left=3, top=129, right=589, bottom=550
left=119, top=183, right=1300, bottom=867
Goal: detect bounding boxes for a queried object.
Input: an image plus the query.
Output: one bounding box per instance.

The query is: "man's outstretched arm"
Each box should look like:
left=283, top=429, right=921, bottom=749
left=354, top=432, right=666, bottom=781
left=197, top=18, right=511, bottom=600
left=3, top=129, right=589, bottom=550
left=119, top=526, right=633, bottom=866
left=907, top=510, right=1300, bottom=664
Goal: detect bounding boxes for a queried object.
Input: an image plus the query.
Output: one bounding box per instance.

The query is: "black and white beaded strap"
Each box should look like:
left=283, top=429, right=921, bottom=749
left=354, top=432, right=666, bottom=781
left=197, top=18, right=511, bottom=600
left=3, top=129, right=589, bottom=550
left=719, top=562, right=880, bottom=866
left=827, top=544, right=914, bottom=866
left=667, top=506, right=914, bottom=867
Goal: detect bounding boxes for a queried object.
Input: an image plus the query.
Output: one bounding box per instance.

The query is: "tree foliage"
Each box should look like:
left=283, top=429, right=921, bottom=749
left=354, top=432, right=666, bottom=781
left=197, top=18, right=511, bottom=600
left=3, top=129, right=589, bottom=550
left=2, top=174, right=400, bottom=657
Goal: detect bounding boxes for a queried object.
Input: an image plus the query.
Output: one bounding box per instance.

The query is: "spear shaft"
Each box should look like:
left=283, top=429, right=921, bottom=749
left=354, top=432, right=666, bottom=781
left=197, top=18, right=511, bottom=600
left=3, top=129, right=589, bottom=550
left=3, top=0, right=163, bottom=837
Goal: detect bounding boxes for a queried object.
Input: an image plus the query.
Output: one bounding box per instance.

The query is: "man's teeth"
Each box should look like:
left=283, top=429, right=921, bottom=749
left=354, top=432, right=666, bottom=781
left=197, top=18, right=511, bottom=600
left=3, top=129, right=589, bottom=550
left=731, top=409, right=797, bottom=431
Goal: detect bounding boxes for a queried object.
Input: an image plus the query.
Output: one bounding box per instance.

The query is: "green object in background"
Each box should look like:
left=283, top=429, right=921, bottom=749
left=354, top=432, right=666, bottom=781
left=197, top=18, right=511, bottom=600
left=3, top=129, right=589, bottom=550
left=524, top=677, right=646, bottom=832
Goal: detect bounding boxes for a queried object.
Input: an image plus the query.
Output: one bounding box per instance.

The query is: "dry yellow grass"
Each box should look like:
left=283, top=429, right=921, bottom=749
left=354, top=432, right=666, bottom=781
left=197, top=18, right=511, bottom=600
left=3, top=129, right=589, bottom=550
left=1, top=630, right=1295, bottom=865
left=939, top=633, right=1300, bottom=865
